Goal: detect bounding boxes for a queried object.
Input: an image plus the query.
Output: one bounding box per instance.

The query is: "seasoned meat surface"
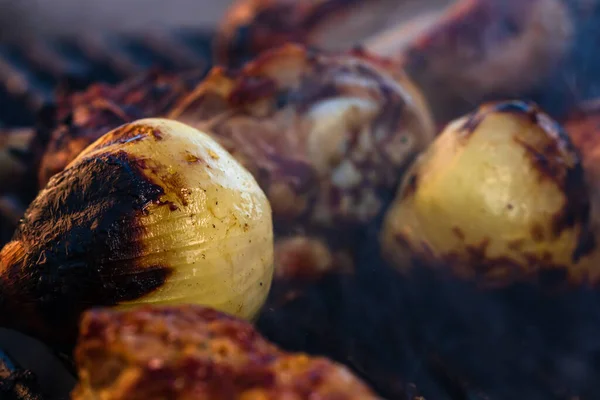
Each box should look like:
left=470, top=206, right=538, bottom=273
left=72, top=305, right=380, bottom=400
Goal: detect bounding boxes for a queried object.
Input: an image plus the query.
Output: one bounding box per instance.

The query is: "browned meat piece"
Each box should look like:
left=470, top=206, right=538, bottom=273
left=274, top=235, right=354, bottom=281
left=366, top=0, right=574, bottom=122
left=38, top=68, right=206, bottom=188
left=563, top=100, right=600, bottom=230
left=214, top=0, right=414, bottom=67
left=72, top=305, right=380, bottom=400
left=170, top=44, right=435, bottom=243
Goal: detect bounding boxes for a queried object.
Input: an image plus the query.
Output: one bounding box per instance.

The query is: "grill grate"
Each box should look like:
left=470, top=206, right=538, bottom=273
left=0, top=28, right=214, bottom=127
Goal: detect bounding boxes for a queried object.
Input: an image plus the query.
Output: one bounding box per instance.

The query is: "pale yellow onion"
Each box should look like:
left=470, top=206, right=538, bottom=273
left=381, top=101, right=597, bottom=286
left=0, top=118, right=273, bottom=347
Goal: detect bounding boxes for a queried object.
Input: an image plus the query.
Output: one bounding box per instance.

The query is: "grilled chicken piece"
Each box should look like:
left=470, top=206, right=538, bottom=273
left=72, top=305, right=380, bottom=400
left=214, top=0, right=424, bottom=67
left=38, top=68, right=206, bottom=188
left=366, top=0, right=574, bottom=122
left=169, top=44, right=435, bottom=242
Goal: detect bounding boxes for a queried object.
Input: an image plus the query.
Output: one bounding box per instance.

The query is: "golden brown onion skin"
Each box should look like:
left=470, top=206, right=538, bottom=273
left=214, top=0, right=405, bottom=67
left=170, top=44, right=435, bottom=242
left=0, top=118, right=273, bottom=349
left=366, top=0, right=574, bottom=122
left=381, top=100, right=597, bottom=287
left=38, top=70, right=205, bottom=188
left=72, top=305, right=380, bottom=400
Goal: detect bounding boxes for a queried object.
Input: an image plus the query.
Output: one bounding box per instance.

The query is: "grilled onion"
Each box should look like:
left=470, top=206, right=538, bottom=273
left=381, top=100, right=597, bottom=286
left=0, top=118, right=274, bottom=348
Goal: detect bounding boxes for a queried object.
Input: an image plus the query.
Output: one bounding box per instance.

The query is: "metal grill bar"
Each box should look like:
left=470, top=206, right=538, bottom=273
left=0, top=28, right=214, bottom=127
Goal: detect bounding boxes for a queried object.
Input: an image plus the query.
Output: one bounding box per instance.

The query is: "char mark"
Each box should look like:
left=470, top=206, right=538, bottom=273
left=2, top=150, right=173, bottom=348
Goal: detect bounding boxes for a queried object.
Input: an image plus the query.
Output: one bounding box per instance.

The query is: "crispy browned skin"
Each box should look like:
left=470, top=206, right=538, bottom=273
left=367, top=0, right=573, bottom=122
left=72, top=305, right=380, bottom=400
left=170, top=44, right=435, bottom=243
left=38, top=69, right=205, bottom=188
left=214, top=0, right=404, bottom=67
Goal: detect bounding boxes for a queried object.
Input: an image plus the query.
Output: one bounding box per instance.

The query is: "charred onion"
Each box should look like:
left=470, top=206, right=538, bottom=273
left=0, top=118, right=274, bottom=349
left=381, top=100, right=596, bottom=286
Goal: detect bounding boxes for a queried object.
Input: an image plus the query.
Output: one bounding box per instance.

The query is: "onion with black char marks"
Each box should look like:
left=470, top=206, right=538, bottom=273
left=0, top=118, right=274, bottom=349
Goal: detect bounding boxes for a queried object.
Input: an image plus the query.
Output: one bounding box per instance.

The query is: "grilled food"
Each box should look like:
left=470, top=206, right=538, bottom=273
left=274, top=235, right=354, bottom=281
left=564, top=100, right=600, bottom=219
left=72, top=305, right=380, bottom=400
left=214, top=0, right=410, bottom=67
left=38, top=69, right=206, bottom=188
left=366, top=0, right=574, bottom=122
left=0, top=118, right=274, bottom=349
left=170, top=44, right=435, bottom=240
left=38, top=44, right=435, bottom=241
left=381, top=100, right=596, bottom=286
left=215, top=0, right=574, bottom=123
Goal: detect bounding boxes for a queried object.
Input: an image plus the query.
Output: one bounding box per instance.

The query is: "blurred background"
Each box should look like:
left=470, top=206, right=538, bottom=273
left=0, top=0, right=241, bottom=128
left=0, top=0, right=234, bottom=40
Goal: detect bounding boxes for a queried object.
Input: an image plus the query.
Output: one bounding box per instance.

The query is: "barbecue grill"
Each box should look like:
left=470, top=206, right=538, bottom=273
left=2, top=1, right=600, bottom=400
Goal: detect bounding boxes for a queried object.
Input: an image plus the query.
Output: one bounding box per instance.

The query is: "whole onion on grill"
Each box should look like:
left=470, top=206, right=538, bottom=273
left=0, top=118, right=274, bottom=349
left=381, top=100, right=597, bottom=286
